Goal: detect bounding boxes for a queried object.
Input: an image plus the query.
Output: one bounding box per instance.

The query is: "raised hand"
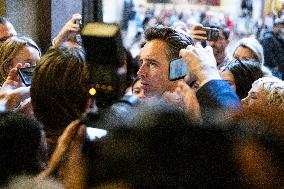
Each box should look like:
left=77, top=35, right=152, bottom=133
left=180, top=44, right=221, bottom=87
left=53, top=13, right=82, bottom=47
left=38, top=120, right=88, bottom=189
left=0, top=63, right=31, bottom=112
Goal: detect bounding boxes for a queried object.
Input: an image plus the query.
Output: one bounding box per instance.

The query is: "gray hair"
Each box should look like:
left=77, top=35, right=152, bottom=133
left=253, top=77, right=284, bottom=109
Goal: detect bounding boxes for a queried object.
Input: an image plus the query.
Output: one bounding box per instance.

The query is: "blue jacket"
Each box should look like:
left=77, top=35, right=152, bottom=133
left=196, top=80, right=241, bottom=122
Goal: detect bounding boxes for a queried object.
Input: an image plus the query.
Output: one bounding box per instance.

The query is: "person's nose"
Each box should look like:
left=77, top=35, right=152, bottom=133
left=137, top=63, right=146, bottom=79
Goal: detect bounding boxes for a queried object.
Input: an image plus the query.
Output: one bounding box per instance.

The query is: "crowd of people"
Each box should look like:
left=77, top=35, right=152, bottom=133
left=0, top=6, right=284, bottom=189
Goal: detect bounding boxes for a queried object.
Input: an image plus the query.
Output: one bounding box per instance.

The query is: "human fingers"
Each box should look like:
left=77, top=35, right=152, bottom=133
left=4, top=63, right=27, bottom=86
left=190, top=30, right=206, bottom=35
left=3, top=86, right=30, bottom=111
left=177, top=80, right=187, bottom=88
left=163, top=91, right=182, bottom=104
left=71, top=13, right=82, bottom=21
left=23, top=63, right=30, bottom=68
left=191, top=43, right=212, bottom=59
left=15, top=63, right=24, bottom=69
left=5, top=68, right=18, bottom=82
left=69, top=14, right=82, bottom=30
left=176, top=81, right=193, bottom=95
left=175, top=81, right=187, bottom=95
left=180, top=48, right=195, bottom=64
left=190, top=35, right=207, bottom=40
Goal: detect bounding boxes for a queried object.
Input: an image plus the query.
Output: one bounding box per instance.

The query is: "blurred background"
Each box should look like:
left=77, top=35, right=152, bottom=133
left=0, top=0, right=283, bottom=51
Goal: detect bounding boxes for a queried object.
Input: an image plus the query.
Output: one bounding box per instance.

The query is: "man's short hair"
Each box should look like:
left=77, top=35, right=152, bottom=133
left=144, top=25, right=194, bottom=61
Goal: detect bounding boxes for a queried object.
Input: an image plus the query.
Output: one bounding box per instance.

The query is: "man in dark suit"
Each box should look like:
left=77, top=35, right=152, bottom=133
left=137, top=25, right=194, bottom=98
left=138, top=25, right=240, bottom=120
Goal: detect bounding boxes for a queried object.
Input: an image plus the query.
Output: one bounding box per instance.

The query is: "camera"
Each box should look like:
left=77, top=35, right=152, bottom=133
left=80, top=22, right=140, bottom=138
left=79, top=23, right=141, bottom=187
left=81, top=22, right=127, bottom=109
left=194, top=25, right=220, bottom=41
left=204, top=27, right=220, bottom=41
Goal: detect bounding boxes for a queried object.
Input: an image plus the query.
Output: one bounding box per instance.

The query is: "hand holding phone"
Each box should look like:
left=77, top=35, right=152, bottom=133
left=17, top=66, right=35, bottom=86
left=190, top=25, right=219, bottom=41
left=169, top=58, right=188, bottom=81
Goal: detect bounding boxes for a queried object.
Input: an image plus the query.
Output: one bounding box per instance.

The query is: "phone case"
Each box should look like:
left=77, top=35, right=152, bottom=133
left=169, top=58, right=188, bottom=81
left=17, top=66, right=35, bottom=86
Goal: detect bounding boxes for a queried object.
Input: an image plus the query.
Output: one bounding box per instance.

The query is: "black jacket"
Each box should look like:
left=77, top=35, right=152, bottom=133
left=261, top=31, right=284, bottom=73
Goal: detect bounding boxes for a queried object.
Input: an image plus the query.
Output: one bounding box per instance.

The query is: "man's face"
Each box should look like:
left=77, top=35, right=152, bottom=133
left=0, top=23, right=17, bottom=45
left=207, top=30, right=229, bottom=65
left=137, top=39, right=177, bottom=97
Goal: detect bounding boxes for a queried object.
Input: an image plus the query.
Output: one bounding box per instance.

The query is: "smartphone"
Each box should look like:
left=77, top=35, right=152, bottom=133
left=204, top=27, right=219, bottom=41
left=194, top=25, right=219, bottom=41
left=17, top=66, right=35, bottom=86
left=169, top=58, right=188, bottom=81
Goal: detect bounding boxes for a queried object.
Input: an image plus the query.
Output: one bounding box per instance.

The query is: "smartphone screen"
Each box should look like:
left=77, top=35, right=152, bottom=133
left=17, top=66, right=35, bottom=86
left=169, top=58, right=188, bottom=81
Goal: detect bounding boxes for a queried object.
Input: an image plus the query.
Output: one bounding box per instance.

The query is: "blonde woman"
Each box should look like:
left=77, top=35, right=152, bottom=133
left=0, top=36, right=41, bottom=84
left=242, top=77, right=284, bottom=109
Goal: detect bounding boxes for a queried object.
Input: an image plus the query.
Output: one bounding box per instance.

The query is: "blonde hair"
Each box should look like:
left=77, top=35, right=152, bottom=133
left=253, top=77, right=284, bottom=109
left=0, top=36, right=41, bottom=82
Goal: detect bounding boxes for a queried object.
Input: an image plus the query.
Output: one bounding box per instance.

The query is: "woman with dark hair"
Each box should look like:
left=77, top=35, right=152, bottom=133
left=30, top=46, right=90, bottom=155
left=221, top=59, right=264, bottom=99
